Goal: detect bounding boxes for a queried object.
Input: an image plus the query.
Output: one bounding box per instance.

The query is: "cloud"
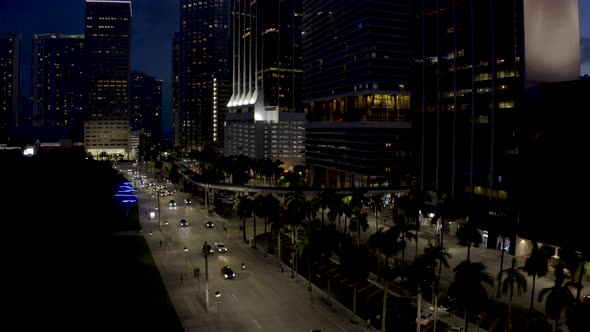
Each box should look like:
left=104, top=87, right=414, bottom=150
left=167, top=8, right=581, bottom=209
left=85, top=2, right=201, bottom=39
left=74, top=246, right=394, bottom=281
left=582, top=37, right=590, bottom=64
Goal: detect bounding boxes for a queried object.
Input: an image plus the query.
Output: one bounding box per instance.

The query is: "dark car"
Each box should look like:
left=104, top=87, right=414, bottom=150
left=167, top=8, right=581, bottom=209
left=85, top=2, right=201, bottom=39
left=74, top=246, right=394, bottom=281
left=184, top=198, right=192, bottom=204
left=221, top=266, right=235, bottom=279
left=179, top=219, right=188, bottom=227
left=205, top=221, right=214, bottom=228
left=169, top=199, right=176, bottom=207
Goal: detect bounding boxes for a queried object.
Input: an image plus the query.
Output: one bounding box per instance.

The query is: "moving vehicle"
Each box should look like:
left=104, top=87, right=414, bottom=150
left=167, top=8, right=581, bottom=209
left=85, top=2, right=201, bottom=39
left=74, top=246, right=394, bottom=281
left=214, top=242, right=228, bottom=253
left=449, top=325, right=464, bottom=332
left=205, top=221, right=214, bottom=228
left=416, top=311, right=433, bottom=326
left=169, top=199, right=176, bottom=207
left=221, top=266, right=235, bottom=279
left=179, top=219, right=189, bottom=227
left=184, top=198, right=192, bottom=204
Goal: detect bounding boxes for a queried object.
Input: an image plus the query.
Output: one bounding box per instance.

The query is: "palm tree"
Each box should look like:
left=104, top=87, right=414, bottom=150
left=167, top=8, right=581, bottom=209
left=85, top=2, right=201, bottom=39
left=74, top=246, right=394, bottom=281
left=449, top=261, right=495, bottom=332
left=367, top=228, right=386, bottom=279
left=235, top=195, right=253, bottom=242
left=523, top=242, right=549, bottom=311
left=311, top=191, right=330, bottom=225
left=538, top=261, right=575, bottom=332
left=368, top=194, right=382, bottom=231
left=285, top=189, right=306, bottom=242
left=392, top=214, right=416, bottom=282
left=455, top=222, right=483, bottom=262
left=500, top=257, right=528, bottom=331
left=424, top=242, right=451, bottom=293
left=263, top=194, right=281, bottom=253
left=252, top=195, right=267, bottom=249
left=348, top=211, right=369, bottom=245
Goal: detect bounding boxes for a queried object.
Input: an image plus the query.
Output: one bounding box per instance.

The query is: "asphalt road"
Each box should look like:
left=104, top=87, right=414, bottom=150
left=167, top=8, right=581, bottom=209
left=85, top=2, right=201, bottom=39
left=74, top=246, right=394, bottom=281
left=132, top=169, right=369, bottom=332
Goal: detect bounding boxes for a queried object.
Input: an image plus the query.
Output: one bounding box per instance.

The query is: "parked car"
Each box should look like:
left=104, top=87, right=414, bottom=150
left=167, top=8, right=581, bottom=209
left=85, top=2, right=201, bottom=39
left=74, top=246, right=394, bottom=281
left=179, top=219, right=188, bottom=227
left=221, top=266, right=235, bottom=279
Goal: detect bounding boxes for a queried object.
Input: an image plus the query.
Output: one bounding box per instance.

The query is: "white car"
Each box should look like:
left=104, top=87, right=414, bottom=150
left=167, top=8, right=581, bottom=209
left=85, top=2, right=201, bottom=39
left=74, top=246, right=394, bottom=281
left=416, top=311, right=433, bottom=326
left=215, top=242, right=228, bottom=253
left=449, top=325, right=464, bottom=332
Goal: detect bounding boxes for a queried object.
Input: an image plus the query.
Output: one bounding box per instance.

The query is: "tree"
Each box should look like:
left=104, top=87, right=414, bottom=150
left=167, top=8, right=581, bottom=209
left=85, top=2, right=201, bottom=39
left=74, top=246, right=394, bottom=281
left=368, top=194, right=383, bottom=231
left=423, top=242, right=451, bottom=293
left=455, top=222, right=483, bottom=262
left=523, top=242, right=549, bottom=311
left=367, top=228, right=386, bottom=280
left=252, top=195, right=267, bottom=248
left=235, top=195, right=253, bottom=242
left=538, top=261, right=575, bottom=332
left=499, top=257, right=528, bottom=331
left=311, top=191, right=331, bottom=225
left=448, top=261, right=495, bottom=332
left=262, top=194, right=281, bottom=253
left=348, top=211, right=369, bottom=245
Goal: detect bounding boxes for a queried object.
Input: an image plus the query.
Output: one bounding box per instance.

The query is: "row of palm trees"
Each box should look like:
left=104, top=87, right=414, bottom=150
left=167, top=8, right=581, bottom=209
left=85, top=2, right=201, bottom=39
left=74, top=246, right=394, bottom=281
left=227, top=185, right=588, bottom=332
left=175, top=152, right=590, bottom=331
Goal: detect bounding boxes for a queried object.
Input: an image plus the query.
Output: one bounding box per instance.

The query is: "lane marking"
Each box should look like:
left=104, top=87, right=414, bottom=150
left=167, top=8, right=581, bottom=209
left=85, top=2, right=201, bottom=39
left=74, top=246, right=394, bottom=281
left=296, top=312, right=304, bottom=320
left=232, top=293, right=239, bottom=302
left=249, top=290, right=257, bottom=297
left=253, top=319, right=262, bottom=329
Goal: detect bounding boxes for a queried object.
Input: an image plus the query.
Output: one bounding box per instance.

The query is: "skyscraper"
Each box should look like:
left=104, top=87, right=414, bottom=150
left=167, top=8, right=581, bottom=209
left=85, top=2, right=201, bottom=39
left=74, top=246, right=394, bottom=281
left=83, top=0, right=132, bottom=159
left=32, top=33, right=85, bottom=131
left=130, top=71, right=163, bottom=145
left=84, top=0, right=132, bottom=117
left=302, top=1, right=414, bottom=188
left=413, top=0, right=580, bottom=252
left=225, top=0, right=305, bottom=168
left=0, top=33, right=21, bottom=141
left=177, top=0, right=231, bottom=152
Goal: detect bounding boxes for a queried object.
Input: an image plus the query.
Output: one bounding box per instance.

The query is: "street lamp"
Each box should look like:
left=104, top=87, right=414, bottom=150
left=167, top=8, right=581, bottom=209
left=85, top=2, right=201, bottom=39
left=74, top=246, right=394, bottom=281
left=183, top=247, right=188, bottom=276
left=164, top=220, right=169, bottom=246
left=215, top=291, right=221, bottom=324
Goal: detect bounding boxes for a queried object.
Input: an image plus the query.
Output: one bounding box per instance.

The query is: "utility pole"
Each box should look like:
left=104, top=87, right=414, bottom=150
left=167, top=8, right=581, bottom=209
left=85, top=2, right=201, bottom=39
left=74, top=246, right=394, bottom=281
left=416, top=284, right=421, bottom=332
left=203, top=241, right=210, bottom=312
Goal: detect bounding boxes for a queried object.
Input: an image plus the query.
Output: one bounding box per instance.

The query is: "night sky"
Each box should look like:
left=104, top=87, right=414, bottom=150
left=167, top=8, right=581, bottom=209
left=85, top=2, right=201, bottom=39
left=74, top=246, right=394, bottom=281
left=1, top=0, right=589, bottom=133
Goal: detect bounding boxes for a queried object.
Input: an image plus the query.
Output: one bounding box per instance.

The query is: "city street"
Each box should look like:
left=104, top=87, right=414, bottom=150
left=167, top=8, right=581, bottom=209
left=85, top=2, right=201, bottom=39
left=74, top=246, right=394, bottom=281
left=132, top=170, right=369, bottom=332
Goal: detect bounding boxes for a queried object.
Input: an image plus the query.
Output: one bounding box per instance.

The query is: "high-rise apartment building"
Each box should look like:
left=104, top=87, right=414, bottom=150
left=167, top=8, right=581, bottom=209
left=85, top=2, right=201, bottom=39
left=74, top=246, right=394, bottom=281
left=31, top=33, right=85, bottom=131
left=83, top=0, right=132, bottom=159
left=172, top=33, right=181, bottom=148
left=130, top=71, right=163, bottom=145
left=225, top=0, right=305, bottom=168
left=413, top=0, right=580, bottom=252
left=84, top=0, right=132, bottom=117
left=177, top=0, right=231, bottom=152
left=302, top=1, right=414, bottom=188
left=0, top=33, right=21, bottom=140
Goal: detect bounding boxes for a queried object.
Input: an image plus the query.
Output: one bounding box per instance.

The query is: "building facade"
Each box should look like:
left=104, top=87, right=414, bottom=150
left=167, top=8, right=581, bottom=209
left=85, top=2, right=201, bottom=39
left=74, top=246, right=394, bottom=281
left=31, top=33, right=85, bottom=133
left=413, top=0, right=580, bottom=251
left=84, top=0, right=132, bottom=117
left=177, top=0, right=231, bottom=152
left=0, top=33, right=21, bottom=141
left=302, top=0, right=414, bottom=188
left=225, top=0, right=305, bottom=168
left=83, top=0, right=132, bottom=158
left=130, top=71, right=163, bottom=145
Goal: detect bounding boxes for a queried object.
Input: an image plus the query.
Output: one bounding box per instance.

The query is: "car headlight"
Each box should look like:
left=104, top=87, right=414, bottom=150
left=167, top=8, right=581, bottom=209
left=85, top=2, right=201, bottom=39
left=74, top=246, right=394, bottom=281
left=224, top=274, right=228, bottom=278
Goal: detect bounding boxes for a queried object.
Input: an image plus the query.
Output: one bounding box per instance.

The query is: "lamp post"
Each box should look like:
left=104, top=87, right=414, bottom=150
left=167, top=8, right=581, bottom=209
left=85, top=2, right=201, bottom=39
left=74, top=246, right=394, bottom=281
left=164, top=220, right=169, bottom=246
left=215, top=291, right=221, bottom=325
left=203, top=241, right=210, bottom=312
left=183, top=247, right=188, bottom=276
